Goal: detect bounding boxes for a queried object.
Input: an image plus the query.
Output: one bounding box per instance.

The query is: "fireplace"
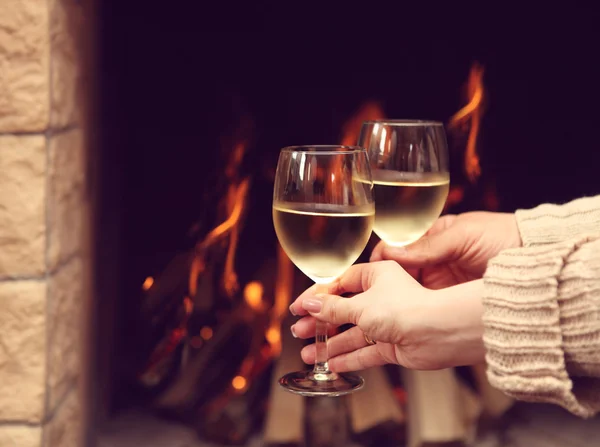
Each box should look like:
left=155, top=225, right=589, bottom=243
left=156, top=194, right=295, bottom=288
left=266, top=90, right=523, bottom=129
left=92, top=8, right=600, bottom=442
left=2, top=2, right=600, bottom=447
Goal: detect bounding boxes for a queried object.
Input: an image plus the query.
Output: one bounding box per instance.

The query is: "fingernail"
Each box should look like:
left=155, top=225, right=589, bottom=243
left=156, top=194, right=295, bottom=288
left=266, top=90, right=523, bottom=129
left=289, top=304, right=297, bottom=316
left=290, top=324, right=298, bottom=338
left=302, top=298, right=323, bottom=313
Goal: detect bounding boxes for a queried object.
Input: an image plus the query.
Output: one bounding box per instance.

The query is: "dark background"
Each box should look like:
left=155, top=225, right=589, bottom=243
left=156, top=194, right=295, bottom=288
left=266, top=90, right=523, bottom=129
left=95, top=1, right=600, bottom=415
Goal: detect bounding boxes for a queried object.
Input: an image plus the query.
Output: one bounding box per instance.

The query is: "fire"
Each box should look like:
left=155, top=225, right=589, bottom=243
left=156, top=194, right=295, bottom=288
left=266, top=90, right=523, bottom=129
left=200, top=326, right=213, bottom=340
left=243, top=281, right=264, bottom=311
left=340, top=101, right=385, bottom=146
left=268, top=245, right=294, bottom=356
left=448, top=62, right=485, bottom=183
left=231, top=375, right=247, bottom=391
left=265, top=327, right=280, bottom=346
left=142, top=276, right=154, bottom=290
left=188, top=176, right=251, bottom=298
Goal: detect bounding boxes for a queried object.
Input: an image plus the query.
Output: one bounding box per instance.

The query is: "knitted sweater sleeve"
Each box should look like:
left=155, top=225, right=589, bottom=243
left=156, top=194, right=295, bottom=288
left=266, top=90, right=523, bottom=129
left=515, top=195, right=600, bottom=247
left=482, top=196, right=600, bottom=418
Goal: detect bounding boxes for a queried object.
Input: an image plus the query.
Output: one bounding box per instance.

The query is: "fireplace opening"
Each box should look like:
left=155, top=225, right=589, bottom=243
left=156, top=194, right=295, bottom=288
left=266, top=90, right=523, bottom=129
left=91, top=3, right=600, bottom=446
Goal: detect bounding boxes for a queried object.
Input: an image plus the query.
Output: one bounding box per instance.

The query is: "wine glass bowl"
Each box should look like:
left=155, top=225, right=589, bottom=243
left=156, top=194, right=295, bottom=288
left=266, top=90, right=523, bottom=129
left=272, top=145, right=374, bottom=396
left=358, top=120, right=450, bottom=247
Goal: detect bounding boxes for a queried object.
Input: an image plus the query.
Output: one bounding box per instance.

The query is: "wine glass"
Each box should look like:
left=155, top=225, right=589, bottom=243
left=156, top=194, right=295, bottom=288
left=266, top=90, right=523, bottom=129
left=357, top=120, right=449, bottom=247
left=273, top=145, right=375, bottom=396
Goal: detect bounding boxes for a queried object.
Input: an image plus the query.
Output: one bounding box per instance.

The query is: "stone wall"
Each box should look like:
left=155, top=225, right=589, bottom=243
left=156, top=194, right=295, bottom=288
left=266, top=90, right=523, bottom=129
left=0, top=0, right=90, bottom=445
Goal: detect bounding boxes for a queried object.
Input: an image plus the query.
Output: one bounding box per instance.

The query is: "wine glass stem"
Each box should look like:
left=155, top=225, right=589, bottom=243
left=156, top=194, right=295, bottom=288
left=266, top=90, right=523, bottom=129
left=311, top=283, right=337, bottom=381
left=314, top=319, right=330, bottom=375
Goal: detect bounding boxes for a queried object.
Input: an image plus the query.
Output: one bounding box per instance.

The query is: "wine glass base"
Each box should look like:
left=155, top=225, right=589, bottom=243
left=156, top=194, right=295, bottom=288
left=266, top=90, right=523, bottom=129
left=279, top=370, right=364, bottom=397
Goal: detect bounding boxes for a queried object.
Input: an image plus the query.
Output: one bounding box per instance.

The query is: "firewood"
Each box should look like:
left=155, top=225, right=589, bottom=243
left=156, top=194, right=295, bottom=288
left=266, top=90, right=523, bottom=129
left=457, top=377, right=483, bottom=443
left=263, top=313, right=306, bottom=446
left=470, top=363, right=513, bottom=418
left=305, top=396, right=351, bottom=447
left=403, top=368, right=469, bottom=447
left=348, top=366, right=404, bottom=433
left=153, top=314, right=246, bottom=411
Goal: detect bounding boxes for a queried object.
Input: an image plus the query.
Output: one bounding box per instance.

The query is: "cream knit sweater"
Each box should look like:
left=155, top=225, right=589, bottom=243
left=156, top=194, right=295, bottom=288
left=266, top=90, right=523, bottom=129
left=483, top=195, right=600, bottom=418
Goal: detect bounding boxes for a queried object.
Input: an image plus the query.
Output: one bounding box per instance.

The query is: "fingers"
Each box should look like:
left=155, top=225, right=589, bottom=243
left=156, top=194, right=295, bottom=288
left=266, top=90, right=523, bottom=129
left=300, top=292, right=363, bottom=326
left=291, top=315, right=338, bottom=339
left=328, top=346, right=388, bottom=372
left=301, top=327, right=399, bottom=372
left=301, top=326, right=367, bottom=363
left=370, top=216, right=458, bottom=267
left=289, top=263, right=377, bottom=318
left=332, top=262, right=387, bottom=296
left=377, top=224, right=462, bottom=268
left=289, top=284, right=318, bottom=317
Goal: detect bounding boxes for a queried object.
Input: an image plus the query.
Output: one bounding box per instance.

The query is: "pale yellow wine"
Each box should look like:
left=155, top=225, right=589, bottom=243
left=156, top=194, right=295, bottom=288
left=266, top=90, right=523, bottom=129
left=273, top=202, right=374, bottom=283
left=372, top=171, right=449, bottom=247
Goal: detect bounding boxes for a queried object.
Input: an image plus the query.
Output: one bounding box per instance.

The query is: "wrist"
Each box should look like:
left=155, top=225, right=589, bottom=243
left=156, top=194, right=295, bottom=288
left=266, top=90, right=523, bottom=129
left=432, top=279, right=486, bottom=367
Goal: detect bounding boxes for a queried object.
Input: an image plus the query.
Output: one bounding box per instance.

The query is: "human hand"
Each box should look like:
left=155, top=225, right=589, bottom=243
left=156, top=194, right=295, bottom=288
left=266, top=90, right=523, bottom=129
left=371, top=212, right=522, bottom=289
left=289, top=261, right=485, bottom=372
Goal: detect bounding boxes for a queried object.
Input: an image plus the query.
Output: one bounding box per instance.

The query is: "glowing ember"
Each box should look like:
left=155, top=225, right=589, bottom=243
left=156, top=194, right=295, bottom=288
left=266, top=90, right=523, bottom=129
left=200, top=326, right=213, bottom=340
left=265, top=327, right=280, bottom=346
left=231, top=375, right=247, bottom=391
left=142, top=276, right=154, bottom=290
left=448, top=62, right=486, bottom=183
left=243, top=281, right=264, bottom=311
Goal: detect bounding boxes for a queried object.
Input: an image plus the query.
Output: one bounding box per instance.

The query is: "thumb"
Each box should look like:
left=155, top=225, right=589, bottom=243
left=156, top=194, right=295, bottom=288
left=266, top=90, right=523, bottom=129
left=381, top=227, right=462, bottom=268
left=301, top=293, right=362, bottom=326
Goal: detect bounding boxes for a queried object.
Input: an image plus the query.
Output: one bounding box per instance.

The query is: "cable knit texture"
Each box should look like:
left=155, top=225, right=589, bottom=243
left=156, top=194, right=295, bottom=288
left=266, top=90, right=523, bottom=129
left=516, top=195, right=600, bottom=247
left=483, top=195, right=600, bottom=418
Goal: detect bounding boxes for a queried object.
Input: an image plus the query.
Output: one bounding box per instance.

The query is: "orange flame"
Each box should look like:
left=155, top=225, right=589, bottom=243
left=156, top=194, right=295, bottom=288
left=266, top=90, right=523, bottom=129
left=266, top=244, right=294, bottom=356
left=340, top=101, right=385, bottom=147
left=188, top=177, right=250, bottom=297
left=243, top=281, right=264, bottom=311
left=142, top=276, right=154, bottom=291
left=231, top=375, right=247, bottom=391
left=448, top=62, right=485, bottom=183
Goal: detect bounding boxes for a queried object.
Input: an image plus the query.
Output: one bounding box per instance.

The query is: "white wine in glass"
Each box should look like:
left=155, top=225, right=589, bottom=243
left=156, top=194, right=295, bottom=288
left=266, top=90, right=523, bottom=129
left=358, top=121, right=449, bottom=247
left=272, top=145, right=375, bottom=396
left=273, top=203, right=374, bottom=283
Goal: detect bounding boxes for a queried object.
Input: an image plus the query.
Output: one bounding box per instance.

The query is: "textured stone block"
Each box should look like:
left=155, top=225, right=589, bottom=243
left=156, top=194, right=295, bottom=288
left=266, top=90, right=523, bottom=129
left=47, top=129, right=85, bottom=270
left=50, top=0, right=83, bottom=129
left=43, top=388, right=81, bottom=447
left=0, top=0, right=50, bottom=132
left=0, top=426, right=42, bottom=447
left=0, top=281, right=46, bottom=422
left=47, top=257, right=82, bottom=411
left=0, top=136, right=46, bottom=277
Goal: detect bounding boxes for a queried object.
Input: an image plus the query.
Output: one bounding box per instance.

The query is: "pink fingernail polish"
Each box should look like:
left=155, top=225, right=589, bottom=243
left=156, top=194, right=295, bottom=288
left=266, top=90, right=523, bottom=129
left=302, top=298, right=322, bottom=313
left=290, top=324, right=298, bottom=338
left=289, top=304, right=297, bottom=316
